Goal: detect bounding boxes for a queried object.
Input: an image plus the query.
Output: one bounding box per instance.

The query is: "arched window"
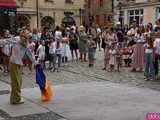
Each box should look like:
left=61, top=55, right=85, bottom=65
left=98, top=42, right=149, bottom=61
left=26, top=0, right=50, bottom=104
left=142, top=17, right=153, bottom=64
left=41, top=16, right=55, bottom=29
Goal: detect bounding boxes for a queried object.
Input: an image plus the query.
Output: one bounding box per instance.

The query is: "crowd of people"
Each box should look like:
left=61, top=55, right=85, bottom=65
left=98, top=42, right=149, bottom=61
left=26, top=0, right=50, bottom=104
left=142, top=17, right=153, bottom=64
left=0, top=19, right=160, bottom=91
left=0, top=24, right=101, bottom=73
left=101, top=20, right=160, bottom=81
left=0, top=20, right=159, bottom=79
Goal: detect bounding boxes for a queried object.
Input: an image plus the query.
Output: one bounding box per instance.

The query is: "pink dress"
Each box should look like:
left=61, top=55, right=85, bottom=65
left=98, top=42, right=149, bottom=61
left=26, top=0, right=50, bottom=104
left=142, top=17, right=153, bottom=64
left=104, top=33, right=117, bottom=61
left=132, top=42, right=144, bottom=69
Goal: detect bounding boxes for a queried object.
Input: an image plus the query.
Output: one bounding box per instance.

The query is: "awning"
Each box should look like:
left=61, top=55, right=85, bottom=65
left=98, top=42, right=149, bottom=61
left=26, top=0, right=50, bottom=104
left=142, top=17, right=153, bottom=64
left=0, top=0, right=17, bottom=8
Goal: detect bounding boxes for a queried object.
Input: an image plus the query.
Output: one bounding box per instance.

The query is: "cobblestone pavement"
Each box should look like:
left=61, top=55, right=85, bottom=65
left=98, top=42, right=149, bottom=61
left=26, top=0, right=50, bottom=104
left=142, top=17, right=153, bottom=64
left=0, top=50, right=160, bottom=91
left=1, top=51, right=160, bottom=120
left=0, top=109, right=63, bottom=120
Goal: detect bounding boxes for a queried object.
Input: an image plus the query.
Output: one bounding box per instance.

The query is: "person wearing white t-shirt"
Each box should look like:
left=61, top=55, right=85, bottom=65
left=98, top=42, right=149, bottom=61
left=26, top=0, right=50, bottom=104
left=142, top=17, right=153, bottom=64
left=50, top=37, right=63, bottom=72
left=54, top=26, right=62, bottom=39
left=36, top=40, right=45, bottom=68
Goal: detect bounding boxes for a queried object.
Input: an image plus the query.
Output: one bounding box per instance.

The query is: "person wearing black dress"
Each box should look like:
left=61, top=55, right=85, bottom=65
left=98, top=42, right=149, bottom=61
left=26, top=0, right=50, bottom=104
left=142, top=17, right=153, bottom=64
left=101, top=28, right=108, bottom=52
left=69, top=28, right=78, bottom=61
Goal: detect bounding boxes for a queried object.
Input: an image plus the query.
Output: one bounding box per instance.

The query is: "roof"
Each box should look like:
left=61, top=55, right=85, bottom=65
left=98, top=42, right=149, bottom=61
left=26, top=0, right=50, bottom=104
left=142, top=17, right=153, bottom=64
left=0, top=0, right=17, bottom=8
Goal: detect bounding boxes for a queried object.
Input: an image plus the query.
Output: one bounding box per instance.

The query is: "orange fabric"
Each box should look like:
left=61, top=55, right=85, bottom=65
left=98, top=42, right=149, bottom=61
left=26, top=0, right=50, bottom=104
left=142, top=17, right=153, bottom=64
left=41, top=80, right=53, bottom=102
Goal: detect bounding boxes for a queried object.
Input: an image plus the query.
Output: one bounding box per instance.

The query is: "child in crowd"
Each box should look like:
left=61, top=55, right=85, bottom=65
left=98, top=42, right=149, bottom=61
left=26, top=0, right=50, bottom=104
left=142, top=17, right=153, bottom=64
left=36, top=40, right=45, bottom=68
left=27, top=38, right=35, bottom=74
left=127, top=46, right=133, bottom=66
left=50, top=37, right=63, bottom=72
left=109, top=42, right=117, bottom=72
left=122, top=44, right=133, bottom=67
left=61, top=37, right=70, bottom=63
left=144, top=37, right=155, bottom=81
left=115, top=43, right=122, bottom=72
left=88, top=35, right=96, bottom=67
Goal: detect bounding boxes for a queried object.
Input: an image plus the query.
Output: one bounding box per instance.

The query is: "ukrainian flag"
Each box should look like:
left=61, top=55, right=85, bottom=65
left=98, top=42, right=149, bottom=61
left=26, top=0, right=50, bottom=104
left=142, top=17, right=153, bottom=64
left=36, top=64, right=52, bottom=101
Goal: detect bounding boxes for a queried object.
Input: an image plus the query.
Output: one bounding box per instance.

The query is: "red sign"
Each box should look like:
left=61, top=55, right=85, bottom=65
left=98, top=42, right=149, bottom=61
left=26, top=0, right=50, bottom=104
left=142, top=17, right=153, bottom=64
left=0, top=0, right=17, bottom=8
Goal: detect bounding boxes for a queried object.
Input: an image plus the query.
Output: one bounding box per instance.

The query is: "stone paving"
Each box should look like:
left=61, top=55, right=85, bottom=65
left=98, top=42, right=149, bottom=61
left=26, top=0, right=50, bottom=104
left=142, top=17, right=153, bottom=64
left=1, top=81, right=160, bottom=120
left=15, top=82, right=160, bottom=120
left=0, top=51, right=160, bottom=91
left=0, top=51, right=160, bottom=119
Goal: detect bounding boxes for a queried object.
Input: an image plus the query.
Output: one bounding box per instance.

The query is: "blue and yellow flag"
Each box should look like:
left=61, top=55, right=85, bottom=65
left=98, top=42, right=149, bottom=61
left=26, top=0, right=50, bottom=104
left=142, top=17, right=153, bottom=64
left=36, top=65, right=52, bottom=101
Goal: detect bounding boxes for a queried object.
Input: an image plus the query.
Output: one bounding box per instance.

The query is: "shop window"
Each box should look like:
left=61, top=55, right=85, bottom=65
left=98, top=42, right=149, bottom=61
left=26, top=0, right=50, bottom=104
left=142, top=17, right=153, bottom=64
left=156, top=7, right=160, bottom=20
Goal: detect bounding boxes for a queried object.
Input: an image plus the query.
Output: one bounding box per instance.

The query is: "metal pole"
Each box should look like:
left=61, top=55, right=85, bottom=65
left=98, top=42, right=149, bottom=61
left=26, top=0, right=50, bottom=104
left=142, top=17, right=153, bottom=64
left=112, top=0, right=114, bottom=13
left=79, top=8, right=82, bottom=25
left=118, top=2, right=122, bottom=27
left=36, top=0, right=39, bottom=29
left=15, top=11, right=17, bottom=34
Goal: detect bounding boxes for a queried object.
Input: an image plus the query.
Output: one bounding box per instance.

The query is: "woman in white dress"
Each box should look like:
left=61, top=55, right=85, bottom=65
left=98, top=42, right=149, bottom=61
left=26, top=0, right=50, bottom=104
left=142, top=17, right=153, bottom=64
left=61, top=37, right=71, bottom=63
left=109, top=43, right=117, bottom=72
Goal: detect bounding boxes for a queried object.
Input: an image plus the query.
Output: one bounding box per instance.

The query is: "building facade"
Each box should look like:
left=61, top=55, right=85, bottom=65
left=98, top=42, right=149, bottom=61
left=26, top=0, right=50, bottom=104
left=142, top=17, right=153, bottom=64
left=114, top=0, right=160, bottom=26
left=17, top=0, right=85, bottom=30
left=84, top=0, right=114, bottom=27
left=0, top=0, right=17, bottom=34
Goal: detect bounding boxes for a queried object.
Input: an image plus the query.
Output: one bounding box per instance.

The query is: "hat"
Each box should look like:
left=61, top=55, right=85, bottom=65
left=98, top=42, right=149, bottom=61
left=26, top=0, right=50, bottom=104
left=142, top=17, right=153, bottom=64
left=79, top=25, right=85, bottom=31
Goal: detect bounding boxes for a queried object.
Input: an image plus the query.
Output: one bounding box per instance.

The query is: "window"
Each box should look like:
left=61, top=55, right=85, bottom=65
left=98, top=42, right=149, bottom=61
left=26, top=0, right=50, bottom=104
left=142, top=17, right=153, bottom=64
left=156, top=7, right=160, bottom=20
left=65, top=0, right=73, bottom=4
left=104, top=14, right=113, bottom=24
left=128, top=9, right=143, bottom=25
left=45, top=0, right=54, bottom=2
left=99, top=0, right=103, bottom=7
left=119, top=10, right=124, bottom=25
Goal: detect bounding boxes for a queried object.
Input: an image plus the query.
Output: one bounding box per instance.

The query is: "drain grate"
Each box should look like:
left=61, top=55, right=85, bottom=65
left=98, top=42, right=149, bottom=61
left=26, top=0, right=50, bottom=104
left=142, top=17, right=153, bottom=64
left=0, top=90, right=10, bottom=95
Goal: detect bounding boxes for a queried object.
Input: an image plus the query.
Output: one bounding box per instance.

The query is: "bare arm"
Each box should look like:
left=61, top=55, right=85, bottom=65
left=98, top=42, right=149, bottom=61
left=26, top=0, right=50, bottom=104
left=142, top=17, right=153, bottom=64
left=0, top=37, right=17, bottom=45
left=25, top=48, right=35, bottom=63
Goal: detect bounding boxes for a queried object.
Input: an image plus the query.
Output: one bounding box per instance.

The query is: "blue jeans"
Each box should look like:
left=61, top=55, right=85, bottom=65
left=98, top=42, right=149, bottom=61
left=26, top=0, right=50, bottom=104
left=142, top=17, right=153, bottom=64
left=55, top=54, right=62, bottom=68
left=51, top=54, right=61, bottom=69
left=50, top=53, right=56, bottom=69
left=144, top=53, right=155, bottom=78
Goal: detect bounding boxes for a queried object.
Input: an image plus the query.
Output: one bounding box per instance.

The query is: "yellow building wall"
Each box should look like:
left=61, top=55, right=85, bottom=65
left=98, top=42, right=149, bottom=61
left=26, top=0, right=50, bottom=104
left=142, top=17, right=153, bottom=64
left=17, top=0, right=36, bottom=8
left=30, top=15, right=37, bottom=30
left=145, top=6, right=154, bottom=24
left=17, top=0, right=85, bottom=29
